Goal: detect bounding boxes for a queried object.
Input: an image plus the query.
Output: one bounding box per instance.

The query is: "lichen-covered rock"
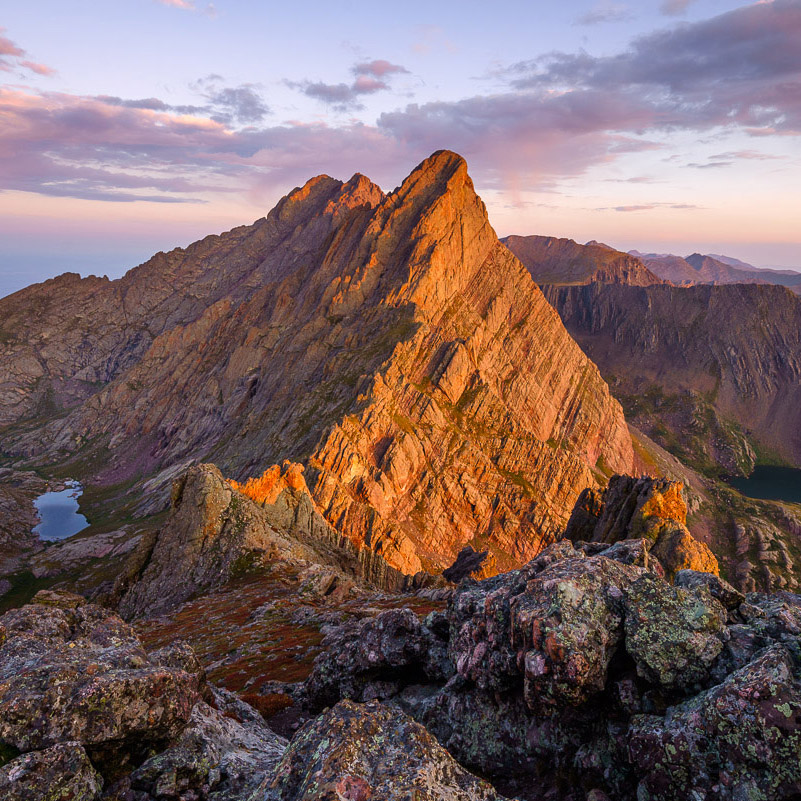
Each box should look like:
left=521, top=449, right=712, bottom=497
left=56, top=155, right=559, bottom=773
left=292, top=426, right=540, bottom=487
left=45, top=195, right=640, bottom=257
left=674, top=569, right=745, bottom=610
left=0, top=592, right=199, bottom=753
left=449, top=542, right=643, bottom=710
left=588, top=538, right=664, bottom=576
left=262, top=699, right=509, bottom=801
left=623, top=574, right=727, bottom=690
left=306, top=608, right=452, bottom=710
left=130, top=688, right=287, bottom=801
left=0, top=742, right=103, bottom=800
left=629, top=645, right=801, bottom=800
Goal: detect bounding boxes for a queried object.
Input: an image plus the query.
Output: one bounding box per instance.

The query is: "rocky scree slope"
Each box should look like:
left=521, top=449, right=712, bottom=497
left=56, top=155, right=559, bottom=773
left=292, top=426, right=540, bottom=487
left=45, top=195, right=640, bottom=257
left=2, top=151, right=633, bottom=577
left=503, top=235, right=665, bottom=287
left=0, top=591, right=516, bottom=800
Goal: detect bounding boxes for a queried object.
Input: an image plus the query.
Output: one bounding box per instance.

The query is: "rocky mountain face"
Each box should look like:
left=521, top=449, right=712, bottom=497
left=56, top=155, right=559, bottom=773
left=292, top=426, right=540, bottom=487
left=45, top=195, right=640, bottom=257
left=540, top=281, right=801, bottom=471
left=1, top=151, right=633, bottom=577
left=634, top=250, right=801, bottom=291
left=116, top=462, right=434, bottom=619
left=503, top=235, right=664, bottom=287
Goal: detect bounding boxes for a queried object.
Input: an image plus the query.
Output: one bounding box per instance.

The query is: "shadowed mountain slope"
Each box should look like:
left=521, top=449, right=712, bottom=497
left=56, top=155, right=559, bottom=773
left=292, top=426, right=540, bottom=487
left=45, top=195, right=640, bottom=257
left=1, top=151, right=633, bottom=576
left=541, top=282, right=801, bottom=470
left=504, top=235, right=664, bottom=287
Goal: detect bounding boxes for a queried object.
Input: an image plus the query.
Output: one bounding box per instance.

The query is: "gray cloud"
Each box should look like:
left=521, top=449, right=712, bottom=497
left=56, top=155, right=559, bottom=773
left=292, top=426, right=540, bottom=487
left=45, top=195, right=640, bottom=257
left=575, top=4, right=633, bottom=25
left=99, top=79, right=270, bottom=126
left=290, top=59, right=410, bottom=111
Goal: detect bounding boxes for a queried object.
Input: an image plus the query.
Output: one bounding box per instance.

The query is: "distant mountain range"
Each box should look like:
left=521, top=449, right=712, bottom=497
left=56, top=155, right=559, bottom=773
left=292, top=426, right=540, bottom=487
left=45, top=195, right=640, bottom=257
left=629, top=250, right=801, bottom=293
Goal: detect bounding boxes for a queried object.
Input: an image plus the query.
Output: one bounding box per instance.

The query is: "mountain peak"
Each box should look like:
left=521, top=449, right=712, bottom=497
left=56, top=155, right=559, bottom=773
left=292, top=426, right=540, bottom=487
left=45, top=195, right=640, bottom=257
left=394, top=150, right=470, bottom=198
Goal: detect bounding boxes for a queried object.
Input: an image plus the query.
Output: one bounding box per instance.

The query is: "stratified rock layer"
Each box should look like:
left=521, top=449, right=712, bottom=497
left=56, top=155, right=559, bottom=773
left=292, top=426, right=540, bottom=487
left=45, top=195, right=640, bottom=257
left=2, top=151, right=633, bottom=576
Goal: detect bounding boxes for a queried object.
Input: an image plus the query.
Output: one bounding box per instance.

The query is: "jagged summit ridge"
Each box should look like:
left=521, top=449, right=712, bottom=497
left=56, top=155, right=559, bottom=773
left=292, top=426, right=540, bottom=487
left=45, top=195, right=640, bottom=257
left=1, top=151, right=633, bottom=576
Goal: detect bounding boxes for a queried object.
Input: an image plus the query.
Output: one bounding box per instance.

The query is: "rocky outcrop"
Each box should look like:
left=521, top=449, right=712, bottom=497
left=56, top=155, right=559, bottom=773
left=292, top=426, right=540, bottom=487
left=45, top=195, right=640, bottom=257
left=262, top=699, right=509, bottom=801
left=3, top=151, right=633, bottom=578
left=504, top=235, right=664, bottom=287
left=298, top=537, right=801, bottom=800
left=442, top=544, right=491, bottom=582
left=118, top=463, right=429, bottom=619
left=0, top=590, right=287, bottom=800
left=565, top=474, right=719, bottom=580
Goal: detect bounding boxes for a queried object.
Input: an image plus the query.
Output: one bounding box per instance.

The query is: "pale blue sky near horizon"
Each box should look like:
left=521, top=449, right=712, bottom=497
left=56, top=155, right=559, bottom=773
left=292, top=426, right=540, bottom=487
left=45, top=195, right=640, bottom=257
left=1, top=0, right=799, bottom=297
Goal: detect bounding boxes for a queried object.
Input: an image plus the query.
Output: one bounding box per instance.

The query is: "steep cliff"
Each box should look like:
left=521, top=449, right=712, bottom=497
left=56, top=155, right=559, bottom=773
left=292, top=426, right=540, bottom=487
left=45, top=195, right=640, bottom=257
left=541, top=282, right=801, bottom=469
left=504, top=235, right=664, bottom=287
left=2, top=152, right=633, bottom=576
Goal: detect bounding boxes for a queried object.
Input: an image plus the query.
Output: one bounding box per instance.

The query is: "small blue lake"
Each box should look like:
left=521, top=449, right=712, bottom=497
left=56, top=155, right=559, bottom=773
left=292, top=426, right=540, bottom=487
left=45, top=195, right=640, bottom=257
left=726, top=465, right=801, bottom=504
left=33, top=481, right=90, bottom=541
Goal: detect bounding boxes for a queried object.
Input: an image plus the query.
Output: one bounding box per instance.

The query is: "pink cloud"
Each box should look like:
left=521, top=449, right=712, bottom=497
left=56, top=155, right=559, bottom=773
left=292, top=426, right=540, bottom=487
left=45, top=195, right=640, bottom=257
left=20, top=60, right=56, bottom=76
left=0, top=28, right=54, bottom=76
left=155, top=0, right=195, bottom=8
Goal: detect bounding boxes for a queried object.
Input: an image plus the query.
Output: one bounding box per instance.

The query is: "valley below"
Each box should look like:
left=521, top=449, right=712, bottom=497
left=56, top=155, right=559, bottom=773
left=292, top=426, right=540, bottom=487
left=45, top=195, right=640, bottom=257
left=1, top=152, right=801, bottom=801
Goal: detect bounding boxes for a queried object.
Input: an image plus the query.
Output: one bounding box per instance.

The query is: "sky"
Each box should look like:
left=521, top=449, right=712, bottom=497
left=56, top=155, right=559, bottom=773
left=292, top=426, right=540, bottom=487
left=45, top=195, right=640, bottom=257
left=1, top=0, right=800, bottom=297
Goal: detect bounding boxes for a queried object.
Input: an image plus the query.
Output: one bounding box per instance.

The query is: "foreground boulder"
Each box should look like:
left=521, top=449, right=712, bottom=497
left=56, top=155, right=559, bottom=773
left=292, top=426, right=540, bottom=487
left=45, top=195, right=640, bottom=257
left=0, top=590, right=198, bottom=755
left=306, top=607, right=452, bottom=710
left=127, top=687, right=287, bottom=800
left=0, top=591, right=286, bottom=800
left=262, top=699, right=509, bottom=801
left=0, top=742, right=103, bottom=800
left=629, top=645, right=801, bottom=800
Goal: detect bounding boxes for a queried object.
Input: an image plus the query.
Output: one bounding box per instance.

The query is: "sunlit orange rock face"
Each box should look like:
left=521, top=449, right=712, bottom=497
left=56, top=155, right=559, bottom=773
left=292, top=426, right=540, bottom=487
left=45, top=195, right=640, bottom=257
left=2, top=151, right=633, bottom=575
left=228, top=461, right=307, bottom=506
